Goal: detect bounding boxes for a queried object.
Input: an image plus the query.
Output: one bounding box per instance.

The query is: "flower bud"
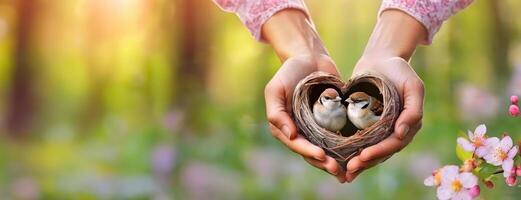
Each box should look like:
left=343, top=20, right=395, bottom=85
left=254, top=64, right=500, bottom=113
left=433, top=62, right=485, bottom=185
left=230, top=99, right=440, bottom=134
left=468, top=185, right=480, bottom=198
left=511, top=95, right=519, bottom=105
left=461, top=159, right=476, bottom=172
left=484, top=180, right=494, bottom=189
left=509, top=105, right=520, bottom=117
left=506, top=176, right=517, bottom=186
left=516, top=166, right=521, bottom=177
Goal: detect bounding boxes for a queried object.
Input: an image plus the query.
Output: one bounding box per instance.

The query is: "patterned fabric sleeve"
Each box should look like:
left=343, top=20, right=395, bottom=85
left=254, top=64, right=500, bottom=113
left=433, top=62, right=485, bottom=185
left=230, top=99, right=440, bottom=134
left=380, top=0, right=474, bottom=44
left=213, top=0, right=310, bottom=41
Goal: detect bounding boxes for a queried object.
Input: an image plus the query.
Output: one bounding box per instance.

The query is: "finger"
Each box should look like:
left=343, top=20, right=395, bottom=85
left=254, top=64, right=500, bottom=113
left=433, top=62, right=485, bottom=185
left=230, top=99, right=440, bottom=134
left=265, top=82, right=298, bottom=139
left=358, top=135, right=403, bottom=162
left=395, top=78, right=424, bottom=140
left=345, top=155, right=391, bottom=182
left=269, top=124, right=326, bottom=161
left=304, top=156, right=346, bottom=183
left=357, top=121, right=421, bottom=162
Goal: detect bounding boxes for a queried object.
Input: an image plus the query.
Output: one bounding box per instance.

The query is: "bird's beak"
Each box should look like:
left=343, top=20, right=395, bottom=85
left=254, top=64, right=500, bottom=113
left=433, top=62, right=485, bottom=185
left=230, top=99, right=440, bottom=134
left=345, top=98, right=353, bottom=104
left=334, top=96, right=341, bottom=102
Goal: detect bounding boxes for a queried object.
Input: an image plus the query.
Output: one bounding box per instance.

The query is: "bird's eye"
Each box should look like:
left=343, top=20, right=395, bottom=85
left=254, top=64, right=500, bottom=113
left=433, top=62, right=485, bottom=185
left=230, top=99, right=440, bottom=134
left=324, top=97, right=331, bottom=100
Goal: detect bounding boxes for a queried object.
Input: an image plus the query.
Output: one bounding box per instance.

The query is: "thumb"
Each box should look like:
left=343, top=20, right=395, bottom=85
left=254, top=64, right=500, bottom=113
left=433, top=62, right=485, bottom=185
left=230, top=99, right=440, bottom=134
left=265, top=82, right=298, bottom=139
left=395, top=78, right=424, bottom=140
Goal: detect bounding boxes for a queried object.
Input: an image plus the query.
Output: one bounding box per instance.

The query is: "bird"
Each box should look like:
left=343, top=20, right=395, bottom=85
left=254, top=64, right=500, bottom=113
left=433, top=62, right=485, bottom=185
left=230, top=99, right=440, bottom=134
left=313, top=88, right=347, bottom=134
left=346, top=92, right=383, bottom=129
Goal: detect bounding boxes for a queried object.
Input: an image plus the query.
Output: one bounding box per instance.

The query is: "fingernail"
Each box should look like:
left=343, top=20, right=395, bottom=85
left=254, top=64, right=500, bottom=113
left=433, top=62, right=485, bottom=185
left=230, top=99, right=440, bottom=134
left=350, top=171, right=361, bottom=180
left=322, top=168, right=338, bottom=176
left=314, top=155, right=326, bottom=162
left=337, top=177, right=346, bottom=183
left=281, top=125, right=291, bottom=138
left=349, top=167, right=360, bottom=174
left=398, top=125, right=409, bottom=140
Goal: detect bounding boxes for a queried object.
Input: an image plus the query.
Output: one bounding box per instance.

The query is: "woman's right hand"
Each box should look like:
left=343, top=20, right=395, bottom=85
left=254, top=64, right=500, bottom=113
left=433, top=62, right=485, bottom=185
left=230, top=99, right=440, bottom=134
left=264, top=54, right=347, bottom=183
left=262, top=9, right=346, bottom=183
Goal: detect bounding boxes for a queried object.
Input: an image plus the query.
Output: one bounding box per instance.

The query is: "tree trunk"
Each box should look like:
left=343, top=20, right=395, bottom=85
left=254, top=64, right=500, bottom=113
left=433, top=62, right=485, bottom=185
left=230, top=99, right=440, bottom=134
left=173, top=0, right=212, bottom=129
left=488, top=0, right=511, bottom=89
left=6, top=0, right=37, bottom=136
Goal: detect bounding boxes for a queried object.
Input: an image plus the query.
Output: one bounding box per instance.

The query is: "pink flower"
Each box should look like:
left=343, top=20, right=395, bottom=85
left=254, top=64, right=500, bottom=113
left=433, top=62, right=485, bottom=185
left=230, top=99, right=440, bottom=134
left=468, top=185, right=480, bottom=199
left=511, top=95, right=519, bottom=105
left=506, top=176, right=517, bottom=186
left=425, top=168, right=444, bottom=187
left=483, top=136, right=519, bottom=177
left=436, top=165, right=478, bottom=200
left=509, top=105, right=520, bottom=117
left=457, top=124, right=498, bottom=157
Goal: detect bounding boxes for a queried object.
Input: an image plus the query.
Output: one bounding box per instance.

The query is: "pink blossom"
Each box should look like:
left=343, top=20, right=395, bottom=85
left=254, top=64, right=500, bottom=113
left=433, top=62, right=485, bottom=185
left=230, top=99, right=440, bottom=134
left=506, top=176, right=517, bottom=186
left=509, top=105, right=520, bottom=117
left=425, top=165, right=457, bottom=187
left=468, top=185, right=480, bottom=199
left=516, top=165, right=521, bottom=177
left=457, top=124, right=498, bottom=157
left=424, top=169, right=443, bottom=187
left=483, top=136, right=519, bottom=177
left=511, top=95, right=519, bottom=105
left=436, top=165, right=478, bottom=200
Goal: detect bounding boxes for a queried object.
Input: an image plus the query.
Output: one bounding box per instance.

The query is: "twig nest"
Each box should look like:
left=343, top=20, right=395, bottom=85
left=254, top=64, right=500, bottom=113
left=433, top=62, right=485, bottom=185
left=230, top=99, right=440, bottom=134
left=292, top=72, right=401, bottom=169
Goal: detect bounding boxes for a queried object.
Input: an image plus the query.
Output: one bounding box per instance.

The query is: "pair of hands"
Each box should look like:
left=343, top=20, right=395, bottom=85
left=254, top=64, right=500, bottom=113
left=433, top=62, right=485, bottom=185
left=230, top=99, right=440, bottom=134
left=262, top=9, right=426, bottom=183
left=265, top=54, right=424, bottom=183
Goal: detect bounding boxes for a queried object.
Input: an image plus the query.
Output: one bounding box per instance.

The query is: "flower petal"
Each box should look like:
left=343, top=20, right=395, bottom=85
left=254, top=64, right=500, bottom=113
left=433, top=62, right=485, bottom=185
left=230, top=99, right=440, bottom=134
left=500, top=136, right=513, bottom=152
left=457, top=137, right=475, bottom=152
left=424, top=176, right=435, bottom=186
left=437, top=185, right=454, bottom=200
left=441, top=165, right=459, bottom=185
left=474, top=124, right=486, bottom=137
left=484, top=152, right=502, bottom=166
left=503, top=159, right=514, bottom=178
left=475, top=147, right=488, bottom=158
left=484, top=137, right=500, bottom=147
left=453, top=190, right=472, bottom=200
left=508, top=146, right=518, bottom=159
left=459, top=173, right=478, bottom=188
left=467, top=130, right=474, bottom=139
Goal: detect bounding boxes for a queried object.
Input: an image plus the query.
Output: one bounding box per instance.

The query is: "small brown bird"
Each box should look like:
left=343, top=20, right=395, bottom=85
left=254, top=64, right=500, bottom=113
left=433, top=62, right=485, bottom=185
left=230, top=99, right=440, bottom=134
left=313, top=88, right=347, bottom=133
left=346, top=92, right=383, bottom=129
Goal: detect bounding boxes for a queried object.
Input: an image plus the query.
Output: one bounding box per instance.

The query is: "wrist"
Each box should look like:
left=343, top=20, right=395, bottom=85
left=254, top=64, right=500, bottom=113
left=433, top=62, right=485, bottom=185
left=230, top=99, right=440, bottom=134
left=361, top=9, right=427, bottom=62
left=262, top=9, right=328, bottom=61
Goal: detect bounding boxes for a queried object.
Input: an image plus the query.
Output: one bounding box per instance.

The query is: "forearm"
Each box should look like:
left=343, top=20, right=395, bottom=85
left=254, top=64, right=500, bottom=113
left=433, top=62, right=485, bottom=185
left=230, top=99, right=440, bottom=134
left=261, top=9, right=328, bottom=61
left=361, top=10, right=427, bottom=62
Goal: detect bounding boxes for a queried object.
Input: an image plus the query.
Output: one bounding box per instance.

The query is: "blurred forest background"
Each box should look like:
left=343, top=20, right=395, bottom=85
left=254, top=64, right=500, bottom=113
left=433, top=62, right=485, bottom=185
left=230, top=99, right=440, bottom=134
left=0, top=0, right=520, bottom=199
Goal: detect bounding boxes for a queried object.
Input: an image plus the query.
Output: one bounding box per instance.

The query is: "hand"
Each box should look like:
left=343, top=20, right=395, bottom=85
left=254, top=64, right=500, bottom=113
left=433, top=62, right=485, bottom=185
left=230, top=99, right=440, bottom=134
left=345, top=57, right=424, bottom=182
left=344, top=10, right=427, bottom=182
left=262, top=9, right=348, bottom=183
left=265, top=54, right=347, bottom=183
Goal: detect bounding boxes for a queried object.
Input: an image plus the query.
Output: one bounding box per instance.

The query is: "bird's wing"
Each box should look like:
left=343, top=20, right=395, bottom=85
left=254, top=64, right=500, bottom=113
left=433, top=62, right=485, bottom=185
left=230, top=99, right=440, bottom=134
left=371, top=99, right=383, bottom=116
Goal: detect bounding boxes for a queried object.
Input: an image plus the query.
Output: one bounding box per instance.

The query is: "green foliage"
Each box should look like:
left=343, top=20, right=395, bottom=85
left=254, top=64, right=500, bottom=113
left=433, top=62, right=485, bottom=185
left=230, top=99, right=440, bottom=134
left=456, top=133, right=473, bottom=162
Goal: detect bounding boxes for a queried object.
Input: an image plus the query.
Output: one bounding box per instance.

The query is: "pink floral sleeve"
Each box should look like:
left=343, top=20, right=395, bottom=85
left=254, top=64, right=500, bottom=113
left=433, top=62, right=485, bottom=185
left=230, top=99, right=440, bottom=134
left=380, top=0, right=474, bottom=44
left=214, top=0, right=474, bottom=45
left=213, top=0, right=310, bottom=41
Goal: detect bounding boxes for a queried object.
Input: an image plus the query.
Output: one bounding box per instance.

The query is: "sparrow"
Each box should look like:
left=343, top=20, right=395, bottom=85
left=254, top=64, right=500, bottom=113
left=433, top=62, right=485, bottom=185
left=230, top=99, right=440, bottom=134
left=313, top=88, right=347, bottom=134
left=346, top=92, right=383, bottom=129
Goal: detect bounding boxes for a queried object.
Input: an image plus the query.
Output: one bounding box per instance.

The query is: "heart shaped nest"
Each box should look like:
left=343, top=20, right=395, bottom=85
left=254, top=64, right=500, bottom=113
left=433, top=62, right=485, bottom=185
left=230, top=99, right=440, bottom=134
left=292, top=72, right=401, bottom=169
